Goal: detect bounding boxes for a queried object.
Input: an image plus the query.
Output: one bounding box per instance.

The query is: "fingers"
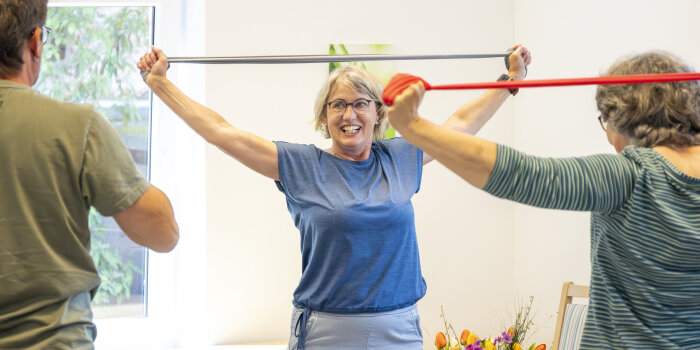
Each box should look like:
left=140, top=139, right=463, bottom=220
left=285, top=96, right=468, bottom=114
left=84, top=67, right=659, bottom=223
left=393, top=82, right=424, bottom=107
left=136, top=46, right=167, bottom=72
left=521, top=47, right=532, bottom=66
left=152, top=46, right=167, bottom=61
left=510, top=44, right=532, bottom=65
left=137, top=52, right=153, bottom=71
left=137, top=55, right=151, bottom=72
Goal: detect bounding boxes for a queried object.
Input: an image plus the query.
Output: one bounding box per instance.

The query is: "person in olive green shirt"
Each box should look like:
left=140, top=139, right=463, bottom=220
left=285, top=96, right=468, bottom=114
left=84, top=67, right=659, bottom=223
left=0, top=0, right=179, bottom=348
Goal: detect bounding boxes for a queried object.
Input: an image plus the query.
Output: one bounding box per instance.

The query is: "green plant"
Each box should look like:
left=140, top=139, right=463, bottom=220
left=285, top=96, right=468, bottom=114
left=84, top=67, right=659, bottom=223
left=39, top=7, right=150, bottom=131
left=88, top=208, right=142, bottom=305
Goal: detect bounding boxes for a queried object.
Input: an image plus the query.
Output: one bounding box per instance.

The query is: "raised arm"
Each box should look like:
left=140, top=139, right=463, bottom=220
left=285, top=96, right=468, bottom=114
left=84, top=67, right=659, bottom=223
left=388, top=83, right=634, bottom=213
left=137, top=46, right=279, bottom=180
left=422, top=44, right=531, bottom=165
left=389, top=83, right=497, bottom=187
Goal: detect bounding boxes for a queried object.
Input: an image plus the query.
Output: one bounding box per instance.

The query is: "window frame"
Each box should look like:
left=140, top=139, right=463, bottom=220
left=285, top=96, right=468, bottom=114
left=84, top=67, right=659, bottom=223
left=46, top=1, right=207, bottom=348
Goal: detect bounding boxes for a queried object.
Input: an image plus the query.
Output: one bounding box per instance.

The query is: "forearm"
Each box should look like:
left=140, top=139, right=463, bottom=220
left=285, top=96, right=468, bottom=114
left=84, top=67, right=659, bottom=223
left=147, top=76, right=233, bottom=145
left=442, top=87, right=511, bottom=134
left=399, top=117, right=497, bottom=188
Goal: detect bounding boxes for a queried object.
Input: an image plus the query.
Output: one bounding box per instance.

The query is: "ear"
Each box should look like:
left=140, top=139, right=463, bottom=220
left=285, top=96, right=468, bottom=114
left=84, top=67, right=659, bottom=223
left=28, top=27, right=43, bottom=60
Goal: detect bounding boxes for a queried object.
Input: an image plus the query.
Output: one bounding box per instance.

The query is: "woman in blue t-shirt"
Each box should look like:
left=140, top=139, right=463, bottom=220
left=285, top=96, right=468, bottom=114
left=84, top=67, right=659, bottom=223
left=137, top=45, right=530, bottom=350
left=387, top=51, right=700, bottom=350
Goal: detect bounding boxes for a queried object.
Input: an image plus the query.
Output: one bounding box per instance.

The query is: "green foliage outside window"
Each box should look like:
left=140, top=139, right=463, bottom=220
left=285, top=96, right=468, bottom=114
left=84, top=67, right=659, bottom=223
left=88, top=208, right=142, bottom=305
left=39, top=7, right=150, bottom=131
left=37, top=7, right=152, bottom=307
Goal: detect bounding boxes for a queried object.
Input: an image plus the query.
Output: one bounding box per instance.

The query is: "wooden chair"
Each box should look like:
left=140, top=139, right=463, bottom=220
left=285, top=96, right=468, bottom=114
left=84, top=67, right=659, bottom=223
left=551, top=282, right=590, bottom=350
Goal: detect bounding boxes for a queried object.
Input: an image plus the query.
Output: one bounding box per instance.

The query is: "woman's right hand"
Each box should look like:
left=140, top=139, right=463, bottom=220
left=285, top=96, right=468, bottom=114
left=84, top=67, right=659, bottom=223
left=137, top=46, right=169, bottom=85
left=507, top=44, right=531, bottom=80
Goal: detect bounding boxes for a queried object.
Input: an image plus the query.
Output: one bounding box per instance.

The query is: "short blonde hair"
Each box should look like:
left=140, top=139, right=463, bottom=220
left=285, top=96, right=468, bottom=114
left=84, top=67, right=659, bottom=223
left=596, top=51, right=700, bottom=148
left=313, top=65, right=388, bottom=140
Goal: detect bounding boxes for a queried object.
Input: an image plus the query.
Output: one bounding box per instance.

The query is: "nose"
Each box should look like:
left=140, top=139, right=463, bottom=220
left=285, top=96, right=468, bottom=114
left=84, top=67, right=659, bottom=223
left=342, top=105, right=357, bottom=120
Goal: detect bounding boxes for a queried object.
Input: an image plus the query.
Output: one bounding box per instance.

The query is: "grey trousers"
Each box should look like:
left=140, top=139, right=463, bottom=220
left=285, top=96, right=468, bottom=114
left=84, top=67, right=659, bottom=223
left=288, top=304, right=423, bottom=350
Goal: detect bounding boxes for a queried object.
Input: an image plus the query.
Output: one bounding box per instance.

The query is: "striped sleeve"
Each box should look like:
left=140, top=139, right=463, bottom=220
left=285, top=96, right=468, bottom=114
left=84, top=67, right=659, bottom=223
left=483, top=144, right=638, bottom=213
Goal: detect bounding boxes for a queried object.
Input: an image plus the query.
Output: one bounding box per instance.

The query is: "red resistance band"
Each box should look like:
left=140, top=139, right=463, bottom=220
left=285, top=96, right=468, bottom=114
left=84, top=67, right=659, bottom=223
left=381, top=72, right=700, bottom=106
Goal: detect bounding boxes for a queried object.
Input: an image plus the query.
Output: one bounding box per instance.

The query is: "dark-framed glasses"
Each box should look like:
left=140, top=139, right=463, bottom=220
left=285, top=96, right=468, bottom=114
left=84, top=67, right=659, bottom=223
left=327, top=98, right=377, bottom=115
left=28, top=26, right=51, bottom=44
left=598, top=115, right=608, bottom=131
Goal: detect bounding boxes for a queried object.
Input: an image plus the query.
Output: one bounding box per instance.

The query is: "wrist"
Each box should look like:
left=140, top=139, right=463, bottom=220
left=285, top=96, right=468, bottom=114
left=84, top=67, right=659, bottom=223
left=146, top=74, right=167, bottom=89
left=507, top=71, right=525, bottom=81
left=393, top=115, right=422, bottom=137
left=497, top=73, right=518, bottom=96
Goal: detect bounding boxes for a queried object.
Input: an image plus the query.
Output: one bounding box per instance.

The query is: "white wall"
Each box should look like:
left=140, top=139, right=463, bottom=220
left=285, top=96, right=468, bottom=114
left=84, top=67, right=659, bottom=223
left=512, top=0, right=700, bottom=346
left=160, top=0, right=700, bottom=348
left=200, top=0, right=518, bottom=346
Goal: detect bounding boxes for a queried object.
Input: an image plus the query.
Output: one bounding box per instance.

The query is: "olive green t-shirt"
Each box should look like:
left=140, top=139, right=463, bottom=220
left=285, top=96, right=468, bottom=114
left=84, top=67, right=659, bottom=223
left=0, top=80, right=150, bottom=349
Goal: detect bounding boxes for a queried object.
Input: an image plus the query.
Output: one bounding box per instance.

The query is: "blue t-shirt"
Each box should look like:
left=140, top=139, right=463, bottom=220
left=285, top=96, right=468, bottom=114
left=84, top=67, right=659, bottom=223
left=275, top=137, right=427, bottom=313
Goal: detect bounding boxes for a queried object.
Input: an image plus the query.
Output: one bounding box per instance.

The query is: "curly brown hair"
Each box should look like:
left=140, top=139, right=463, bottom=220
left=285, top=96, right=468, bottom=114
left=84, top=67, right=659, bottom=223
left=596, top=51, right=700, bottom=148
left=0, top=0, right=48, bottom=78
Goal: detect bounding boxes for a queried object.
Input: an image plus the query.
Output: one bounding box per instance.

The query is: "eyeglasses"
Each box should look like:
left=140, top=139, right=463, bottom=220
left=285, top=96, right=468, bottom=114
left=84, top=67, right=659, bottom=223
left=28, top=26, right=51, bottom=44
left=598, top=115, right=607, bottom=131
left=41, top=26, right=52, bottom=44
left=327, top=98, right=377, bottom=115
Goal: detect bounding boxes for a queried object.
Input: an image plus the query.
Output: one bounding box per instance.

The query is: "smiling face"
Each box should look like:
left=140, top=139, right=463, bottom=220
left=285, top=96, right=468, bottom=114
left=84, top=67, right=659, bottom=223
left=325, top=82, right=379, bottom=159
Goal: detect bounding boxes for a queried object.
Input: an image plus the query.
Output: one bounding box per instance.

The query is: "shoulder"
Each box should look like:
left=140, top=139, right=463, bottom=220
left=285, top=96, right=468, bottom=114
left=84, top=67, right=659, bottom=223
left=23, top=90, right=100, bottom=126
left=273, top=141, right=320, bottom=158
left=620, top=146, right=663, bottom=170
left=27, top=89, right=96, bottom=115
left=373, top=137, right=420, bottom=155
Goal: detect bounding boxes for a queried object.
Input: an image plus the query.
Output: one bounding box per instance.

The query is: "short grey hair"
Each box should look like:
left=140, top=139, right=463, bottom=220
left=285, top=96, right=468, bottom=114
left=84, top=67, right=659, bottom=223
left=596, top=51, right=700, bottom=148
left=0, top=0, right=48, bottom=78
left=313, top=65, right=388, bottom=140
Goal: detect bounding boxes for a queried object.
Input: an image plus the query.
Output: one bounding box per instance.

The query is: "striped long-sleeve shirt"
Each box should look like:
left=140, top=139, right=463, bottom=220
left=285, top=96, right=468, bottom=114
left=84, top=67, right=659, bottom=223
left=483, top=144, right=700, bottom=350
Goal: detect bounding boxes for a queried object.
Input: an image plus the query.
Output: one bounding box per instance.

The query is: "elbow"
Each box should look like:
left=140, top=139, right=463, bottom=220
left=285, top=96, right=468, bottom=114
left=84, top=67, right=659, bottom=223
left=152, top=221, right=179, bottom=253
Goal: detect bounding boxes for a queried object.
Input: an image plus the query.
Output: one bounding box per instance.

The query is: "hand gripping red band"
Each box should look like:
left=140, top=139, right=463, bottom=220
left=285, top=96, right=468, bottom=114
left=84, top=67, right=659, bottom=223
left=381, top=72, right=700, bottom=106
left=381, top=74, right=431, bottom=106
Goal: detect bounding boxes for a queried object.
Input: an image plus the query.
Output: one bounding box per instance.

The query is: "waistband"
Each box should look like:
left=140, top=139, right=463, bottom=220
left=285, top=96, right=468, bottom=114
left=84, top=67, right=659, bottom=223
left=292, top=303, right=417, bottom=350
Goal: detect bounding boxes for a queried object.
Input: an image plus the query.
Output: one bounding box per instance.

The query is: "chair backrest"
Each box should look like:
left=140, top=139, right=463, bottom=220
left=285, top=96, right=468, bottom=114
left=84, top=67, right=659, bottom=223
left=551, top=281, right=589, bottom=350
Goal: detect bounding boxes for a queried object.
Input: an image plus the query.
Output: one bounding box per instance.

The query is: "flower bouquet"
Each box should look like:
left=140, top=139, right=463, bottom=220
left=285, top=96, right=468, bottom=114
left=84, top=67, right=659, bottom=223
left=434, top=297, right=546, bottom=350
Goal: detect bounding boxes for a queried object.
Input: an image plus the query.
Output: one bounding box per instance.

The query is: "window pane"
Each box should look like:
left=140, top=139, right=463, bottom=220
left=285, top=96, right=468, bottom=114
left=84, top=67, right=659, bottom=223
left=35, top=6, right=154, bottom=318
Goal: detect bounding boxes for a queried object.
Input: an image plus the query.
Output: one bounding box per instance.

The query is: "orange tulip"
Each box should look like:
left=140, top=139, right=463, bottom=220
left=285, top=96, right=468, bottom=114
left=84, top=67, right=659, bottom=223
left=507, top=327, right=517, bottom=337
left=460, top=330, right=471, bottom=345
left=534, top=345, right=546, bottom=350
left=435, top=332, right=447, bottom=348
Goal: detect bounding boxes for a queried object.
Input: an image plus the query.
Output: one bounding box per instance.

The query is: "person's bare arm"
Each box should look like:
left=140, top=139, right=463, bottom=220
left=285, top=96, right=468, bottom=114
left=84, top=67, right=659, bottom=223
left=113, top=185, right=179, bottom=253
left=389, top=83, right=497, bottom=188
left=138, top=46, right=279, bottom=180
left=422, top=45, right=530, bottom=165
